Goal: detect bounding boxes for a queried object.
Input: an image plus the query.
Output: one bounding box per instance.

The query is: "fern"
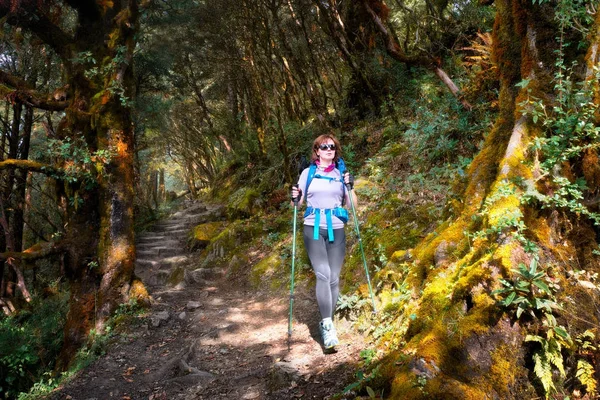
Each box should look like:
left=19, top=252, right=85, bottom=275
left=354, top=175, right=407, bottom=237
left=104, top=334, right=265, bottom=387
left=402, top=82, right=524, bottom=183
left=575, top=330, right=598, bottom=396
left=526, top=334, right=566, bottom=398
left=576, top=359, right=597, bottom=396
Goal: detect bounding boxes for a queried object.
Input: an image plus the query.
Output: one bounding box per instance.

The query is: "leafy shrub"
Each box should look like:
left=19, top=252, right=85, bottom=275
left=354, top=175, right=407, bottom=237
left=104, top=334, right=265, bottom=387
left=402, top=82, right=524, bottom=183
left=0, top=292, right=68, bottom=398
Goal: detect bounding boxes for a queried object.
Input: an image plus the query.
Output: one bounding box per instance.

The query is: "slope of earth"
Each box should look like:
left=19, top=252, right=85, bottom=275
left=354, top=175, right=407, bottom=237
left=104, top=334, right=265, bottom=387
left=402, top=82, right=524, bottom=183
left=44, top=201, right=368, bottom=400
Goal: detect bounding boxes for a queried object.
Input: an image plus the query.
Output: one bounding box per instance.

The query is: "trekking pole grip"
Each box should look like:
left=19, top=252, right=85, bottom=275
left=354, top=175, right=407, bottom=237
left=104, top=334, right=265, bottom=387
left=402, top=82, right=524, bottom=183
left=292, top=184, right=300, bottom=205
left=344, top=172, right=354, bottom=190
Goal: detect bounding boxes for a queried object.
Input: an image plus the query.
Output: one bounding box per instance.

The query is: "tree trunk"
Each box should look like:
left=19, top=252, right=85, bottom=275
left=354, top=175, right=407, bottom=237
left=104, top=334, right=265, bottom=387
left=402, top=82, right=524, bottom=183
left=384, top=1, right=600, bottom=398
left=158, top=168, right=165, bottom=204
left=1, top=102, right=22, bottom=299
left=11, top=106, right=33, bottom=254
left=0, top=1, right=148, bottom=369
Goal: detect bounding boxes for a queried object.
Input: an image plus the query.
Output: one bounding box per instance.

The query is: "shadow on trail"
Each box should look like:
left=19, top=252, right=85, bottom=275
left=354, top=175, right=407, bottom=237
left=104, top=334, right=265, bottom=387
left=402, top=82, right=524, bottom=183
left=44, top=202, right=365, bottom=400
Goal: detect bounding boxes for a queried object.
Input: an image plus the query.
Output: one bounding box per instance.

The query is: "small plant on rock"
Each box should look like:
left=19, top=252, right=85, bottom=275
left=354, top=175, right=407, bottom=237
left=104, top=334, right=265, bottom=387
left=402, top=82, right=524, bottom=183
left=493, top=257, right=572, bottom=398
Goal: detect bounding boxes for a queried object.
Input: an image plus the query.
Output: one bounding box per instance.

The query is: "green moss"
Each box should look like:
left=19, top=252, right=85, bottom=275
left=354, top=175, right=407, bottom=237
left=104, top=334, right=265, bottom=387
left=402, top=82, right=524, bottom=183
left=251, top=253, right=284, bottom=289
left=192, top=221, right=224, bottom=242
left=167, top=266, right=185, bottom=286
left=226, top=187, right=261, bottom=217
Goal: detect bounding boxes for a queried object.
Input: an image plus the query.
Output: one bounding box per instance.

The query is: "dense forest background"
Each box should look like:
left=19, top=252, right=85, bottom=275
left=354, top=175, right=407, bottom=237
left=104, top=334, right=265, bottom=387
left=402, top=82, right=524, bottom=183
left=0, top=0, right=599, bottom=398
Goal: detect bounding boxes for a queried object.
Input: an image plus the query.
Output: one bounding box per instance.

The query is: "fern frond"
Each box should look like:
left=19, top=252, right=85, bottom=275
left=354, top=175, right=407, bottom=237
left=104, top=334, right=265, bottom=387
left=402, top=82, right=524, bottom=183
left=547, top=344, right=565, bottom=377
left=532, top=351, right=556, bottom=397
left=576, top=359, right=597, bottom=395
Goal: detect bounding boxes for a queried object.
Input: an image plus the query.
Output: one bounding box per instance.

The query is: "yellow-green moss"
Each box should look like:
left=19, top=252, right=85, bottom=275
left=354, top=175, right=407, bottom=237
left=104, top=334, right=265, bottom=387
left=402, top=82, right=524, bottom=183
left=128, top=278, right=151, bottom=306
left=389, top=371, right=423, bottom=399
left=192, top=221, right=224, bottom=242
left=251, top=253, right=284, bottom=289
left=453, top=257, right=493, bottom=299
left=489, top=344, right=519, bottom=396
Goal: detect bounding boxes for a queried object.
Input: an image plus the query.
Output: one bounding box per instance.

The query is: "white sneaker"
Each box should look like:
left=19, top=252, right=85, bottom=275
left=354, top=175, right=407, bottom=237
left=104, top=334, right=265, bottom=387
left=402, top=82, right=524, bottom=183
left=319, top=318, right=339, bottom=349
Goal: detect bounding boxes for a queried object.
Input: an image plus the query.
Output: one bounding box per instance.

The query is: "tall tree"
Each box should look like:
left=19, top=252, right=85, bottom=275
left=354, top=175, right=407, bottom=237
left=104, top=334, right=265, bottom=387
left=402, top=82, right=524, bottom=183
left=381, top=0, right=600, bottom=398
left=0, top=1, right=146, bottom=368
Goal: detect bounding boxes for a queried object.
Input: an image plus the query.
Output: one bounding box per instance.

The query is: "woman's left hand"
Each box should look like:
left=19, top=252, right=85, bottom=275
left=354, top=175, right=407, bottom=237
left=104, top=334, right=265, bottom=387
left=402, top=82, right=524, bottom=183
left=344, top=172, right=354, bottom=189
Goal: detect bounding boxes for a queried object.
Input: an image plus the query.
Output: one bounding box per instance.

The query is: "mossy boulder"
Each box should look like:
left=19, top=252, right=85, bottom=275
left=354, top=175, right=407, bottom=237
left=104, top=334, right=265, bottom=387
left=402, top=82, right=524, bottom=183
left=189, top=221, right=224, bottom=251
left=226, top=187, right=261, bottom=218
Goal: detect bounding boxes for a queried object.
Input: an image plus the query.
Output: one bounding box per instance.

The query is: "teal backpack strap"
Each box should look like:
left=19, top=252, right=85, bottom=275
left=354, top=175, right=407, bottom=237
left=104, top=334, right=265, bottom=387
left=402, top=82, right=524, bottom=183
left=305, top=163, right=317, bottom=199
left=336, top=158, right=347, bottom=206
left=325, top=209, right=334, bottom=242
left=313, top=210, right=320, bottom=240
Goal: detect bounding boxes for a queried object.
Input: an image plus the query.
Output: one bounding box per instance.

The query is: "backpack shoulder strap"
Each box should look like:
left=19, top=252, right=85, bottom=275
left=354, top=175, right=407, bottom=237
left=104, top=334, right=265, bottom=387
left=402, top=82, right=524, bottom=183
left=305, top=163, right=317, bottom=196
left=336, top=159, right=347, bottom=206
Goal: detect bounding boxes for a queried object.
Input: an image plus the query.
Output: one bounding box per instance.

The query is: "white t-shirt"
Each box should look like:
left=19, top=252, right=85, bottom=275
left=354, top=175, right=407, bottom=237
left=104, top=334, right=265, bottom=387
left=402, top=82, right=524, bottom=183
left=297, top=166, right=347, bottom=229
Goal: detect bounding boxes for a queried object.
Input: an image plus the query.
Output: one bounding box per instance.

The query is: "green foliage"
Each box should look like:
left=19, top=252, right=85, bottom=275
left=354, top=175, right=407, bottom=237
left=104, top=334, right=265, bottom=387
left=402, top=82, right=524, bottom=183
left=519, top=6, right=600, bottom=225
left=341, top=359, right=382, bottom=399
left=336, top=293, right=370, bottom=319
left=525, top=332, right=567, bottom=398
left=493, top=258, right=574, bottom=398
left=46, top=135, right=113, bottom=189
left=576, top=359, right=597, bottom=396
left=226, top=187, right=262, bottom=218
left=574, top=330, right=598, bottom=396
left=403, top=91, right=484, bottom=168
left=73, top=47, right=132, bottom=106
left=493, top=258, right=559, bottom=320
left=0, top=292, right=68, bottom=398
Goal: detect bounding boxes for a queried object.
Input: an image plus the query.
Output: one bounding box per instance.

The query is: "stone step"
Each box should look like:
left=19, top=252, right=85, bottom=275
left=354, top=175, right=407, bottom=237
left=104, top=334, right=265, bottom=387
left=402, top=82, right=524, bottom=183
left=135, top=255, right=191, bottom=269
left=135, top=258, right=159, bottom=268
left=163, top=224, right=191, bottom=232
left=154, top=220, right=192, bottom=228
left=172, top=206, right=208, bottom=219
left=138, top=269, right=172, bottom=287
left=136, top=240, right=182, bottom=250
left=136, top=247, right=186, bottom=258
left=137, top=229, right=189, bottom=239
left=136, top=234, right=168, bottom=242
left=158, top=228, right=189, bottom=236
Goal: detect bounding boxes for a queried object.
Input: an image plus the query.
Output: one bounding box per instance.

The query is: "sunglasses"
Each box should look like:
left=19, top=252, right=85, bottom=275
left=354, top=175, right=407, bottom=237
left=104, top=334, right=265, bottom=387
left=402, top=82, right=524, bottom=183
left=318, top=144, right=336, bottom=151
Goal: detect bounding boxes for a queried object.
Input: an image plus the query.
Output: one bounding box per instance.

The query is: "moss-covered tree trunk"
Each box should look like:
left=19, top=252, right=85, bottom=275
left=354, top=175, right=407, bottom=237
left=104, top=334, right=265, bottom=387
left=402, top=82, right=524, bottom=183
left=379, top=1, right=600, bottom=398
left=0, top=1, right=148, bottom=369
left=57, top=2, right=144, bottom=369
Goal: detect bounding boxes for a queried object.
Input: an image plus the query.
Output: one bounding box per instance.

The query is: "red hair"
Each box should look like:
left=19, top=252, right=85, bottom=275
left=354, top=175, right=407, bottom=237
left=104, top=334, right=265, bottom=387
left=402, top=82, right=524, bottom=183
left=311, top=134, right=342, bottom=164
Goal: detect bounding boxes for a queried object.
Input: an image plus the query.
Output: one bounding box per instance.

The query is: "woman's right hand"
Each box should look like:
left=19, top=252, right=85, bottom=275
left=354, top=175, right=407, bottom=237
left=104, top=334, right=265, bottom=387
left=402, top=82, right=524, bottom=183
left=291, top=185, right=302, bottom=202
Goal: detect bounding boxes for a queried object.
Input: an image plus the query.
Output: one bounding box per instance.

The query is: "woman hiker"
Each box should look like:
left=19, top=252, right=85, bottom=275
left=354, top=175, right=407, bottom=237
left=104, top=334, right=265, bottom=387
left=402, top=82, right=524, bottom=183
left=291, top=134, right=357, bottom=349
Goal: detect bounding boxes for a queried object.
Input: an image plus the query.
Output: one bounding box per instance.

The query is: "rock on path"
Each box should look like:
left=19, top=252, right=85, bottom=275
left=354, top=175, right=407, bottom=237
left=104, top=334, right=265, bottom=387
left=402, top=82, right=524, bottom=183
left=46, top=201, right=366, bottom=400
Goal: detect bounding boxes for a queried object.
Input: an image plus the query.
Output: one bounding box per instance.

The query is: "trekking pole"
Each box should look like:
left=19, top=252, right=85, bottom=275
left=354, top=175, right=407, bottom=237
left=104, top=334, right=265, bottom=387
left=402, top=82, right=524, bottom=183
left=345, top=179, right=377, bottom=314
left=288, top=185, right=300, bottom=343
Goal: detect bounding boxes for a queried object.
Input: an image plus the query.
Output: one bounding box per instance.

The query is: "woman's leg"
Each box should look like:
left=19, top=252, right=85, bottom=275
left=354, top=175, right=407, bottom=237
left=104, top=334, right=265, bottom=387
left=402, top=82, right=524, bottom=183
left=325, top=228, right=346, bottom=317
left=303, top=226, right=346, bottom=319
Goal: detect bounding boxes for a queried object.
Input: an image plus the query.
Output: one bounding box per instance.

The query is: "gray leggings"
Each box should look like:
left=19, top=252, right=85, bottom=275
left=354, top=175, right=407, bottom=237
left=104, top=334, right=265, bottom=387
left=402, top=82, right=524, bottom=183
left=303, top=225, right=346, bottom=319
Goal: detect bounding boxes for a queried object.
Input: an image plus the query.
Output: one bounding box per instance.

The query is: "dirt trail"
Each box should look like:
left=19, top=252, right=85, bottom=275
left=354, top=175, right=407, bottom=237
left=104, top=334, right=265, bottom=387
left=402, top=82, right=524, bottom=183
left=47, top=202, right=367, bottom=400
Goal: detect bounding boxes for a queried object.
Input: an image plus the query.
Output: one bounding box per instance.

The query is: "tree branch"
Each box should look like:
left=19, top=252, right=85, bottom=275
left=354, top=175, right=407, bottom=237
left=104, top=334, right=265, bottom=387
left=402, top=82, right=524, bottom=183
left=0, top=73, right=68, bottom=111
left=0, top=6, right=73, bottom=60
left=0, top=241, right=65, bottom=264
left=363, top=0, right=473, bottom=110
left=0, top=159, right=57, bottom=175
left=0, top=68, right=69, bottom=110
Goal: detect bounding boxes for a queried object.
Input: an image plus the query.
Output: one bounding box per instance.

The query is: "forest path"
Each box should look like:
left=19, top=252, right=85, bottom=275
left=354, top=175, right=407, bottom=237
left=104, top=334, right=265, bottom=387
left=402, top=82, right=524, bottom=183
left=47, top=201, right=367, bottom=400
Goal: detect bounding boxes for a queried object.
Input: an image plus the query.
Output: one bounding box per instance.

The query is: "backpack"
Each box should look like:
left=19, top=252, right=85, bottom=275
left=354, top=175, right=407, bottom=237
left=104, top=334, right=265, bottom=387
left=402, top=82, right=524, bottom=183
left=303, top=158, right=349, bottom=242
